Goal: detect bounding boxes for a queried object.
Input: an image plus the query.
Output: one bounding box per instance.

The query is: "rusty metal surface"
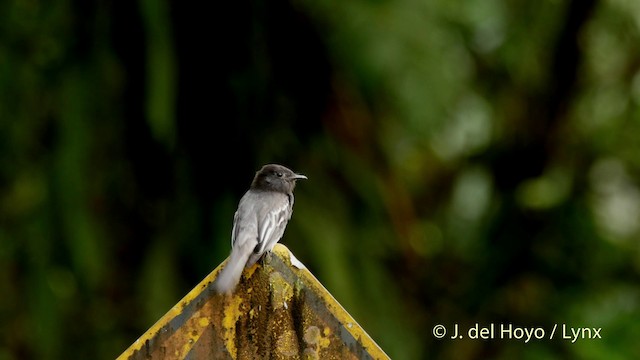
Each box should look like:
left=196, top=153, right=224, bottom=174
left=118, top=244, right=390, bottom=360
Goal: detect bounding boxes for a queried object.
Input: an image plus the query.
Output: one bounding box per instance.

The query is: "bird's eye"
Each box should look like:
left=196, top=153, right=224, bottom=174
left=276, top=172, right=283, bottom=177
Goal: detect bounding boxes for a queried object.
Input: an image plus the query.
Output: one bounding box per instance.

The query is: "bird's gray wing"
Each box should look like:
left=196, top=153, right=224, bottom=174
left=231, top=192, right=258, bottom=249
left=216, top=192, right=260, bottom=294
left=230, top=210, right=239, bottom=247
left=254, top=192, right=292, bottom=255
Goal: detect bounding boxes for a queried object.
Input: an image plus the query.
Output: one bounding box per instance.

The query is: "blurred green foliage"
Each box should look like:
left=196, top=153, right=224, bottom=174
left=2, top=0, right=640, bottom=359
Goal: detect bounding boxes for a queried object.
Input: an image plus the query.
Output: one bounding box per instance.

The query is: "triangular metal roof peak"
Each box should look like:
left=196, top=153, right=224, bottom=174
left=118, top=244, right=390, bottom=359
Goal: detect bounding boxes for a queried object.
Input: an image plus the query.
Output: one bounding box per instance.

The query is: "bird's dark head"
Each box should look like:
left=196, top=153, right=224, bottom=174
left=251, top=164, right=307, bottom=193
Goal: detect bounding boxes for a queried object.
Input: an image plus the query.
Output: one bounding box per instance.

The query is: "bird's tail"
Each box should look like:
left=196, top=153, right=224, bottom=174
left=213, top=244, right=253, bottom=294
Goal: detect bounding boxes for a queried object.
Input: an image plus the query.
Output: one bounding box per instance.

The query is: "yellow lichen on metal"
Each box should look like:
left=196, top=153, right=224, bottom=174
left=117, top=261, right=225, bottom=360
left=118, top=243, right=390, bottom=360
left=271, top=244, right=388, bottom=359
left=176, top=312, right=209, bottom=358
left=302, top=324, right=331, bottom=358
left=221, top=294, right=243, bottom=358
left=269, top=271, right=293, bottom=310
left=275, top=329, right=298, bottom=356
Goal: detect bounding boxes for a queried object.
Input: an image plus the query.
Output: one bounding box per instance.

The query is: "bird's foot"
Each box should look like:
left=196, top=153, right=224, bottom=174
left=261, top=251, right=273, bottom=265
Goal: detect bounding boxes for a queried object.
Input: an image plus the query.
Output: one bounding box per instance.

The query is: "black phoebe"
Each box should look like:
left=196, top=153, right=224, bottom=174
left=214, top=164, right=307, bottom=294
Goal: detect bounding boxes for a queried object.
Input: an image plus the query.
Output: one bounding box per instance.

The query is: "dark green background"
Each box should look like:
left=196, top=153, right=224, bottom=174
left=2, top=0, right=640, bottom=359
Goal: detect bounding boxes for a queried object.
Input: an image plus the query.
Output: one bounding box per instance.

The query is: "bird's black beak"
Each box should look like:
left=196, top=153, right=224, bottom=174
left=291, top=173, right=307, bottom=180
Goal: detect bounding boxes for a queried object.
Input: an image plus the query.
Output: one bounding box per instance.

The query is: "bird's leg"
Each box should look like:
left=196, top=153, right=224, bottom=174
left=261, top=251, right=273, bottom=265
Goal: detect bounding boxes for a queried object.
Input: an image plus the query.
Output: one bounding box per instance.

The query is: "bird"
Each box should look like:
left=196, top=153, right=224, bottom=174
left=213, top=164, right=307, bottom=294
